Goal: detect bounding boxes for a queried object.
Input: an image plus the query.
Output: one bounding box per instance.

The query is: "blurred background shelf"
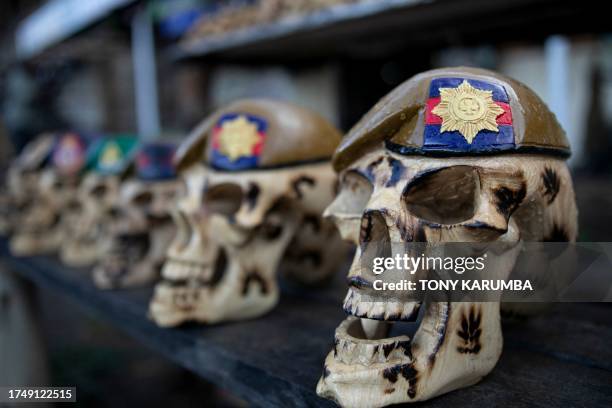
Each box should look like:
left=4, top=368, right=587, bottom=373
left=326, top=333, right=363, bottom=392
left=2, top=0, right=610, bottom=161
left=170, top=0, right=608, bottom=62
left=15, top=0, right=139, bottom=60
left=2, top=236, right=612, bottom=407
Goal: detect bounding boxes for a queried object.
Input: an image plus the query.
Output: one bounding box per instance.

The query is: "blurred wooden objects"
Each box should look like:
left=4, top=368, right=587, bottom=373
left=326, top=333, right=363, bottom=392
left=183, top=0, right=361, bottom=45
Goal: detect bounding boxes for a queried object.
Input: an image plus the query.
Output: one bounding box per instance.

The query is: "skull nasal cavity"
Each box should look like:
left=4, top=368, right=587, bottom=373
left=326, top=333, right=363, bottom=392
left=174, top=211, right=192, bottom=251
left=360, top=210, right=392, bottom=260
left=108, top=207, right=121, bottom=219
left=403, top=166, right=479, bottom=224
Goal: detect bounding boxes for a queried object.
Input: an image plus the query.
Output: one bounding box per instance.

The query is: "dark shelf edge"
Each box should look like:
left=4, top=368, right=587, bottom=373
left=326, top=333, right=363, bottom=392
left=0, top=239, right=334, bottom=408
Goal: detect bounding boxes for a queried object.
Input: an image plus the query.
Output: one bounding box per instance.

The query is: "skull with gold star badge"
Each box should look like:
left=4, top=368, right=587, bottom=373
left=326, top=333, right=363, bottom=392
left=149, top=99, right=351, bottom=327
left=316, top=67, right=578, bottom=406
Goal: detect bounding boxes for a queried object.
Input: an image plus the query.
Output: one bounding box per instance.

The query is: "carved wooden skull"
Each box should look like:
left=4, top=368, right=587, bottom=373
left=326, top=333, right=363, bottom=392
left=1, top=133, right=55, bottom=236
left=60, top=136, right=138, bottom=267
left=10, top=133, right=90, bottom=255
left=93, top=143, right=182, bottom=289
left=317, top=67, right=578, bottom=406
left=149, top=99, right=346, bottom=327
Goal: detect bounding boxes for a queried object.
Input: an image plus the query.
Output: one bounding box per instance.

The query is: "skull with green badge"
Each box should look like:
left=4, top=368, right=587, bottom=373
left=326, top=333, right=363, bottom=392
left=60, top=135, right=139, bottom=267
left=93, top=142, right=183, bottom=289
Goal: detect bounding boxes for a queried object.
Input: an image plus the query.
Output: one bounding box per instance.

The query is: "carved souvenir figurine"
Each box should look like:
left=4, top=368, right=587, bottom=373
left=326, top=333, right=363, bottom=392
left=316, top=67, right=578, bottom=406
left=93, top=143, right=182, bottom=289
left=10, top=132, right=93, bottom=255
left=149, top=99, right=347, bottom=327
left=60, top=135, right=139, bottom=267
left=0, top=133, right=55, bottom=236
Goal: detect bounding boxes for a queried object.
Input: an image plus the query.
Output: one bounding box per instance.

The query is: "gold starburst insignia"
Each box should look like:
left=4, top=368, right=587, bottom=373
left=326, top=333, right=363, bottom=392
left=217, top=115, right=260, bottom=161
left=432, top=80, right=505, bottom=143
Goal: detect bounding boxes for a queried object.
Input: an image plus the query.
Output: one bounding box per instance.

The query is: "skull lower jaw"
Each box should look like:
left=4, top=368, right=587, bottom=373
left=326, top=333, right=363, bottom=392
left=93, top=233, right=152, bottom=289
left=9, top=227, right=62, bottom=256
left=9, top=210, right=63, bottom=255
left=149, top=259, right=279, bottom=327
left=149, top=281, right=279, bottom=327
left=317, top=301, right=502, bottom=407
left=94, top=260, right=159, bottom=289
left=60, top=241, right=100, bottom=267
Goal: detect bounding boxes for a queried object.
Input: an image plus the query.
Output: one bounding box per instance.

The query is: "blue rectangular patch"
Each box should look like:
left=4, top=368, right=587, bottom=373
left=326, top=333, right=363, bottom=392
left=429, top=77, right=509, bottom=103
left=210, top=150, right=259, bottom=170
left=423, top=124, right=515, bottom=153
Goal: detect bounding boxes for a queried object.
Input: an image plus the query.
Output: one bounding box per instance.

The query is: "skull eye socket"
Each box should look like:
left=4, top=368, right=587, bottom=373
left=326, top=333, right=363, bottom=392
left=260, top=198, right=292, bottom=240
left=332, top=170, right=373, bottom=217
left=132, top=191, right=153, bottom=208
left=261, top=217, right=284, bottom=240
left=403, top=166, right=479, bottom=224
left=91, top=184, right=108, bottom=198
left=204, top=183, right=243, bottom=216
left=66, top=200, right=81, bottom=212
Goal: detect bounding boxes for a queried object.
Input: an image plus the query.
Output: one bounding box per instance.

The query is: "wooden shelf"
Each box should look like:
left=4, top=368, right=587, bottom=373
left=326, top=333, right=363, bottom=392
left=1, top=237, right=611, bottom=406
left=169, top=0, right=606, bottom=62
left=15, top=0, right=138, bottom=60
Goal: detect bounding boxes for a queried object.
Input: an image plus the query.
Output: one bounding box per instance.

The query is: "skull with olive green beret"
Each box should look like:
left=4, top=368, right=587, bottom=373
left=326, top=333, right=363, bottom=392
left=317, top=67, right=578, bottom=407
left=149, top=99, right=350, bottom=327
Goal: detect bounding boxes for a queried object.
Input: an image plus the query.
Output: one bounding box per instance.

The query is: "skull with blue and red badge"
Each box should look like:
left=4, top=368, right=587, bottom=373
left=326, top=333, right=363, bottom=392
left=316, top=67, right=578, bottom=406
left=149, top=99, right=349, bottom=327
left=10, top=132, right=92, bottom=255
left=93, top=143, right=183, bottom=289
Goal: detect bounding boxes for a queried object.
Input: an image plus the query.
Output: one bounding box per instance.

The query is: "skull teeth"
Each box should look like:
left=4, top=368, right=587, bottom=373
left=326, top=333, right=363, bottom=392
left=162, top=259, right=213, bottom=281
left=333, top=317, right=412, bottom=366
left=342, top=288, right=420, bottom=321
